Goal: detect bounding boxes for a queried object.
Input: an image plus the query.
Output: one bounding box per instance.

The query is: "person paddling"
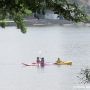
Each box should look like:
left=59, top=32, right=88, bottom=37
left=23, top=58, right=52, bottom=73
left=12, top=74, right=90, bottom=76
left=40, top=57, right=45, bottom=67
left=56, top=58, right=61, bottom=64
left=36, top=57, right=40, bottom=65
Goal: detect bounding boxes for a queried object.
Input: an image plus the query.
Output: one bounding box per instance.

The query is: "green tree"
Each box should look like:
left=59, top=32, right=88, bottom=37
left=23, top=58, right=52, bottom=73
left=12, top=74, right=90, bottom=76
left=0, top=0, right=87, bottom=33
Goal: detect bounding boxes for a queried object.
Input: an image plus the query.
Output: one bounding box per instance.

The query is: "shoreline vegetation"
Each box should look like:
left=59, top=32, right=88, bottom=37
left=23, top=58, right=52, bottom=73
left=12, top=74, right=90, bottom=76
left=0, top=19, right=90, bottom=27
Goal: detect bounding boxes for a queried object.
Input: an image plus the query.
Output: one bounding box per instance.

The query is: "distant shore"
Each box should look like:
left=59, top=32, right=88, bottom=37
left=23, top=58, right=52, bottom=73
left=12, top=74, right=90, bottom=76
left=2, top=19, right=90, bottom=27
left=5, top=19, right=72, bottom=26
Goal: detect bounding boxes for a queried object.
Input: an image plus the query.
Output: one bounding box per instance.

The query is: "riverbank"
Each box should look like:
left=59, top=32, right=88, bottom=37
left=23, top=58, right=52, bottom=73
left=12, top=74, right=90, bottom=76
left=2, top=19, right=90, bottom=27
left=5, top=19, right=72, bottom=26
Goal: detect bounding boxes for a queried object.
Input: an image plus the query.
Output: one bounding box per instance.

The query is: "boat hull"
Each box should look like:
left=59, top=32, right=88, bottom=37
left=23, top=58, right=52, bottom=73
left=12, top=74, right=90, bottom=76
left=54, top=61, right=72, bottom=65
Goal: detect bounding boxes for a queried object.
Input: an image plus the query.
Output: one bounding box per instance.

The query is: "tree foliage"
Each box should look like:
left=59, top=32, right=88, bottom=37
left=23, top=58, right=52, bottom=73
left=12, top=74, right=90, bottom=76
left=0, top=0, right=87, bottom=33
left=0, top=0, right=30, bottom=33
left=77, top=67, right=90, bottom=84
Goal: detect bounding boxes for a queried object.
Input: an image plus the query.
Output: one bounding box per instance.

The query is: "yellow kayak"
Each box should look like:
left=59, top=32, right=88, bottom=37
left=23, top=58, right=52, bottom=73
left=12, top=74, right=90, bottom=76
left=54, top=61, right=72, bottom=65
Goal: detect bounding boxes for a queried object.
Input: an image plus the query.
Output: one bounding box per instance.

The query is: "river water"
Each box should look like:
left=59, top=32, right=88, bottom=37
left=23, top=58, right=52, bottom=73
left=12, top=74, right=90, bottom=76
left=0, top=25, right=90, bottom=90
